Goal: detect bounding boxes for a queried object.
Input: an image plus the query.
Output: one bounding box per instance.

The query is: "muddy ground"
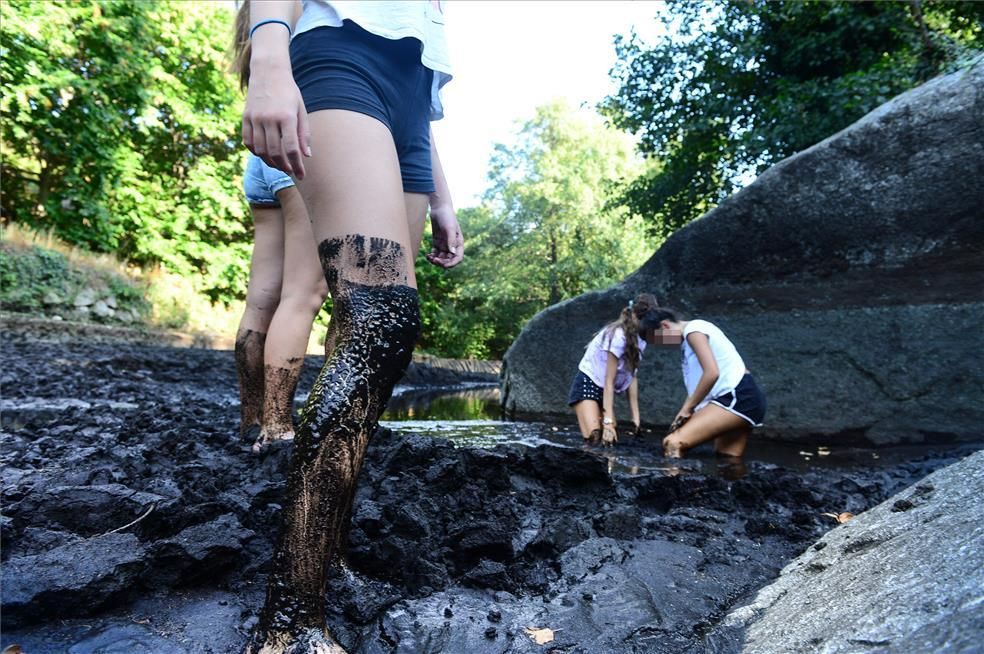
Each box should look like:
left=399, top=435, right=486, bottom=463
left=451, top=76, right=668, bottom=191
left=1, top=335, right=976, bottom=653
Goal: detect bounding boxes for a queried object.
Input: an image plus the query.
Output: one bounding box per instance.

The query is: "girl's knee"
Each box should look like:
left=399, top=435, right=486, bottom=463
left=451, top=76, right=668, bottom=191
left=663, top=434, right=684, bottom=458
left=245, top=286, right=282, bottom=314
left=280, top=284, right=329, bottom=319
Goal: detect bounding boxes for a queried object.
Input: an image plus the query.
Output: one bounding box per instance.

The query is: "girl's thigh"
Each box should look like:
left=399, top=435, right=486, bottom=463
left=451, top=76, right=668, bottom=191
left=243, top=205, right=286, bottom=327
left=573, top=400, right=602, bottom=439
left=295, top=109, right=416, bottom=286
left=276, top=187, right=325, bottom=297
left=671, top=403, right=748, bottom=450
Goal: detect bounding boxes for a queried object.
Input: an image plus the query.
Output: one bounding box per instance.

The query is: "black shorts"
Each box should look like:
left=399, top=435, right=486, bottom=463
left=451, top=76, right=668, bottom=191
left=709, top=373, right=766, bottom=427
left=568, top=371, right=603, bottom=406
left=290, top=21, right=435, bottom=194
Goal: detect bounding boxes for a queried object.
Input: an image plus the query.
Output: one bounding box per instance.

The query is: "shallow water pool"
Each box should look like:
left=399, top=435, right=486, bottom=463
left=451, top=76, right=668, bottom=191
left=380, top=385, right=961, bottom=478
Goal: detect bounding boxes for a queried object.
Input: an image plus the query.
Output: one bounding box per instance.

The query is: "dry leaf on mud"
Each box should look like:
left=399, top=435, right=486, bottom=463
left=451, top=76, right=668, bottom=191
left=523, top=627, right=556, bottom=644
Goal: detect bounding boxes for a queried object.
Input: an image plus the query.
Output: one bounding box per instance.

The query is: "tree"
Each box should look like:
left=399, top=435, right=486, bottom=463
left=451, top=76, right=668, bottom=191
left=416, top=101, right=657, bottom=359
left=601, top=0, right=984, bottom=237
left=1, top=0, right=249, bottom=303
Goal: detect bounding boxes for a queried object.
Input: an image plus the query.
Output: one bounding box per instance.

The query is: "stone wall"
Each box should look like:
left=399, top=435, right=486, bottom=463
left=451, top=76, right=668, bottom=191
left=502, top=63, right=984, bottom=445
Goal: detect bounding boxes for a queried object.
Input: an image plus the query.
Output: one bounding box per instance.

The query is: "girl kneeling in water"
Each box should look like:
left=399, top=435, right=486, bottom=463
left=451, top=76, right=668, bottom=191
left=644, top=309, right=766, bottom=458
left=568, top=294, right=658, bottom=445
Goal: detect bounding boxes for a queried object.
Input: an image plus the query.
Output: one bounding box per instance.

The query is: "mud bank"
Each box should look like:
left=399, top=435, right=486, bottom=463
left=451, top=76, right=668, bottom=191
left=1, top=337, right=975, bottom=653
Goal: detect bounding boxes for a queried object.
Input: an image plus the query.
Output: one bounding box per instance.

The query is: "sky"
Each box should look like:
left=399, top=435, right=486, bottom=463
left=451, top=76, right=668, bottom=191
left=431, top=1, right=667, bottom=208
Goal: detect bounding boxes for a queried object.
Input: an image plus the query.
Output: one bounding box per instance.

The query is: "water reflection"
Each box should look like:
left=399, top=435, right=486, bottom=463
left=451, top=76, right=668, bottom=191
left=383, top=385, right=501, bottom=421
left=379, top=386, right=957, bottom=479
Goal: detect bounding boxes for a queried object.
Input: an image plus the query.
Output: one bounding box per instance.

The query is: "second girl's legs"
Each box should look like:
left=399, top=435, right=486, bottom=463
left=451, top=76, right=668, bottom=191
left=573, top=400, right=603, bottom=442
left=235, top=205, right=285, bottom=435
left=663, top=403, right=748, bottom=458
left=247, top=110, right=419, bottom=653
left=253, top=186, right=330, bottom=453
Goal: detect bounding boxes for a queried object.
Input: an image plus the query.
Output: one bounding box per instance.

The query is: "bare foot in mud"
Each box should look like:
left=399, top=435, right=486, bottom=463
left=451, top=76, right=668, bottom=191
left=244, top=627, right=348, bottom=654
left=584, top=428, right=602, bottom=446
left=251, top=428, right=295, bottom=455
left=663, top=437, right=683, bottom=458
left=241, top=422, right=262, bottom=443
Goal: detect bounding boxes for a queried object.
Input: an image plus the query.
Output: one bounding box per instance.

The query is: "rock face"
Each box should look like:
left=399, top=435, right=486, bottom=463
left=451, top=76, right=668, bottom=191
left=710, top=449, right=984, bottom=654
left=502, top=64, right=984, bottom=445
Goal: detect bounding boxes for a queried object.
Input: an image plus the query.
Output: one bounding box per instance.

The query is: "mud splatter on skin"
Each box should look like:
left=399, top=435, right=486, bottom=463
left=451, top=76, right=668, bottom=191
left=235, top=329, right=267, bottom=436
left=256, top=359, right=306, bottom=448
left=247, top=235, right=420, bottom=653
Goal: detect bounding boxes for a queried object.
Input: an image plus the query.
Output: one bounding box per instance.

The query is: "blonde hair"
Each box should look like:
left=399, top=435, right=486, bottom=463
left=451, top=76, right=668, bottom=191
left=230, top=1, right=252, bottom=92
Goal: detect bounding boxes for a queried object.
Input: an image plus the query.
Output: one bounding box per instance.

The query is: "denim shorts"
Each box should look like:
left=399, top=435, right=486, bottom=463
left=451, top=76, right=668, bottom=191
left=243, top=153, right=294, bottom=206
left=289, top=21, right=435, bottom=194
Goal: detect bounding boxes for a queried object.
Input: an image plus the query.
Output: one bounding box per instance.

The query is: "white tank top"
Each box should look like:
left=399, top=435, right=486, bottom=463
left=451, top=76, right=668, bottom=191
left=294, top=0, right=453, bottom=120
left=681, top=320, right=746, bottom=410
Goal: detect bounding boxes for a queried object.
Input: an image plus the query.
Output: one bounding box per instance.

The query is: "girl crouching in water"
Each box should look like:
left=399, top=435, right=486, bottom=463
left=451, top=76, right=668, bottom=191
left=569, top=294, right=658, bottom=445
left=645, top=308, right=766, bottom=458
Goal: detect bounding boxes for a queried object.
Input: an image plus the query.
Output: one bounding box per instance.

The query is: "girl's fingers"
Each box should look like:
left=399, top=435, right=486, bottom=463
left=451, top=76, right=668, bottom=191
left=264, top=119, right=290, bottom=174
left=242, top=117, right=255, bottom=151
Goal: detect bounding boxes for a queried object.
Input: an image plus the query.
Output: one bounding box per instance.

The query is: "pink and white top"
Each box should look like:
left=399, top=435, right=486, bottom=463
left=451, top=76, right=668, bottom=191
left=577, top=327, right=646, bottom=394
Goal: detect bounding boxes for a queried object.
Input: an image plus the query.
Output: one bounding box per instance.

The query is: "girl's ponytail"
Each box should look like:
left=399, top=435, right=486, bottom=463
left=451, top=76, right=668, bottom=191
left=230, top=2, right=252, bottom=92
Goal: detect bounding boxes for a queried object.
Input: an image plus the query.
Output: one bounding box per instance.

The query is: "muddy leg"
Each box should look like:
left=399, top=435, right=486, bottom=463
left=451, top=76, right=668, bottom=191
left=246, top=236, right=419, bottom=654
left=253, top=359, right=305, bottom=453
left=236, top=329, right=267, bottom=436
left=237, top=204, right=286, bottom=437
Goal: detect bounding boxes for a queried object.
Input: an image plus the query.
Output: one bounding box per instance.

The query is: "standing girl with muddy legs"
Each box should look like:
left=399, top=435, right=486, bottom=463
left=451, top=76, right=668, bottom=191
left=235, top=157, right=328, bottom=453
left=232, top=2, right=329, bottom=454
left=643, top=308, right=767, bottom=459
left=569, top=293, right=659, bottom=446
left=242, top=1, right=460, bottom=651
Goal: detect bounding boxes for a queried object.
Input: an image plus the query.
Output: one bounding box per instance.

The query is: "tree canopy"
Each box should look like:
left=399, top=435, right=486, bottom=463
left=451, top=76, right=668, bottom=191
left=1, top=0, right=247, bottom=303
left=416, top=101, right=657, bottom=359
left=601, top=0, right=984, bottom=237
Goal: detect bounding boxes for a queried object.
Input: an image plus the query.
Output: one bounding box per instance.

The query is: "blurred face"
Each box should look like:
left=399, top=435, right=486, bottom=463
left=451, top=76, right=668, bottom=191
left=645, top=321, right=683, bottom=346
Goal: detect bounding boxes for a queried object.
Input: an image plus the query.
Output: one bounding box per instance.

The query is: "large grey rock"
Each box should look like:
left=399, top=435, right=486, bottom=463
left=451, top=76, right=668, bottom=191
left=714, top=449, right=984, bottom=654
left=1, top=533, right=148, bottom=628
left=8, top=484, right=168, bottom=537
left=502, top=63, right=984, bottom=444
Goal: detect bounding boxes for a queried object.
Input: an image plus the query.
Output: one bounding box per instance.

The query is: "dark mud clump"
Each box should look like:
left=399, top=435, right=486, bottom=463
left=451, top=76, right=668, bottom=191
left=0, top=335, right=972, bottom=653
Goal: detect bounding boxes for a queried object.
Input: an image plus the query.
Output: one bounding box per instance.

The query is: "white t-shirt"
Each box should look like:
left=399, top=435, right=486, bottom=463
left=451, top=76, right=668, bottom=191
left=681, top=320, right=746, bottom=410
left=294, top=0, right=453, bottom=120
left=578, top=327, right=647, bottom=394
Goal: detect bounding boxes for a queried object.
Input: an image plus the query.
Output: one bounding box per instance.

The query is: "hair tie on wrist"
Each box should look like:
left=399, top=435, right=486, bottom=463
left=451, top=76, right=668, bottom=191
left=250, top=19, right=292, bottom=40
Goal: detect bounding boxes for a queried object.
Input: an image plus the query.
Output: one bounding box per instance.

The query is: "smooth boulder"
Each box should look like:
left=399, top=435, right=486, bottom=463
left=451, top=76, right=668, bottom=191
left=714, top=449, right=984, bottom=654
left=502, top=63, right=984, bottom=445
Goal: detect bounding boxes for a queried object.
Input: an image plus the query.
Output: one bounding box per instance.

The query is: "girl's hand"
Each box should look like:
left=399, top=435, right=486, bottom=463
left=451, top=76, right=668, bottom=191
left=668, top=410, right=692, bottom=434
left=602, top=425, right=618, bottom=446
left=242, top=59, right=311, bottom=179
left=426, top=204, right=464, bottom=268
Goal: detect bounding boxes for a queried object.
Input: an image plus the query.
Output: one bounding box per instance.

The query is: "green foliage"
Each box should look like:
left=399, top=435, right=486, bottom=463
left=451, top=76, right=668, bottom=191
left=601, top=0, right=984, bottom=235
left=417, top=102, right=658, bottom=359
left=0, top=244, right=72, bottom=311
left=0, top=241, right=150, bottom=319
left=1, top=0, right=249, bottom=304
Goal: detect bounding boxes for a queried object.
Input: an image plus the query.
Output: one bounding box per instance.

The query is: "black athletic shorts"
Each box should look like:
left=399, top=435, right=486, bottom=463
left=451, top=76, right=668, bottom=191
left=568, top=371, right=603, bottom=406
left=709, top=373, right=766, bottom=427
left=290, top=21, right=435, bottom=194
